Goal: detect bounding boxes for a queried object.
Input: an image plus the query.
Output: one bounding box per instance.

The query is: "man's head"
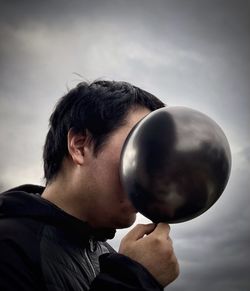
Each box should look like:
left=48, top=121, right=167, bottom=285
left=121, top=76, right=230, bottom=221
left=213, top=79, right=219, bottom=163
left=43, top=80, right=164, bottom=184
left=43, top=80, right=165, bottom=228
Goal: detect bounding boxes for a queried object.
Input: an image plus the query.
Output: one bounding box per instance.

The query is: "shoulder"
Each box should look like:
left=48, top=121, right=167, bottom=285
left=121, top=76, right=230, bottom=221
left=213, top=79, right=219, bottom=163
left=0, top=217, right=45, bottom=291
left=0, top=216, right=43, bottom=238
left=0, top=216, right=43, bottom=263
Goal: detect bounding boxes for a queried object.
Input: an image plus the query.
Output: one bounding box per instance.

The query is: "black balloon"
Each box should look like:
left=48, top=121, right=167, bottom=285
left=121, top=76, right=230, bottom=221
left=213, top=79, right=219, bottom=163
left=120, top=107, right=232, bottom=223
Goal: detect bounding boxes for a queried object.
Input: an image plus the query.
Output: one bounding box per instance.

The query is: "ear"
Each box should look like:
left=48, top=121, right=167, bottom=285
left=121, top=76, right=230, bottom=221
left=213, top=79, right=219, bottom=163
left=67, top=128, right=92, bottom=165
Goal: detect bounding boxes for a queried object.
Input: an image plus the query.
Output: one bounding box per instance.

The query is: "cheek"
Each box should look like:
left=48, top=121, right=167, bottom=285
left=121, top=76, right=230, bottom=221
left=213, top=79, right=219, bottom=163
left=106, top=159, right=127, bottom=202
left=109, top=162, right=123, bottom=192
left=95, top=157, right=121, bottom=193
left=95, top=141, right=126, bottom=200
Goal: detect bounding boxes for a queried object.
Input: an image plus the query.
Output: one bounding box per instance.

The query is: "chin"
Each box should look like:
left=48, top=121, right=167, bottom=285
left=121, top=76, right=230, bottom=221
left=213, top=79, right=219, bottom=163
left=115, top=213, right=137, bottom=229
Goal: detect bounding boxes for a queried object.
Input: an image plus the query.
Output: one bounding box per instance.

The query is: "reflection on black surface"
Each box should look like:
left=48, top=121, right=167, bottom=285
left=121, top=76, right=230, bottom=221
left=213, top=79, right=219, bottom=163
left=120, top=107, right=231, bottom=223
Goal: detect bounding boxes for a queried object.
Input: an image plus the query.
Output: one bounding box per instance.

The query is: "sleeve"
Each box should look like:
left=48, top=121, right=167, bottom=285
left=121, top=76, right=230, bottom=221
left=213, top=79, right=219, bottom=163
left=0, top=240, right=39, bottom=291
left=90, top=253, right=163, bottom=291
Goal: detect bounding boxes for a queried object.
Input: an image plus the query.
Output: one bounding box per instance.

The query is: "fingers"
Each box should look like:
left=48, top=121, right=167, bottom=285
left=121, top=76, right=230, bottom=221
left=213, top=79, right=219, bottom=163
left=119, top=222, right=179, bottom=287
left=149, top=223, right=171, bottom=239
left=123, top=223, right=156, bottom=242
left=123, top=222, right=170, bottom=243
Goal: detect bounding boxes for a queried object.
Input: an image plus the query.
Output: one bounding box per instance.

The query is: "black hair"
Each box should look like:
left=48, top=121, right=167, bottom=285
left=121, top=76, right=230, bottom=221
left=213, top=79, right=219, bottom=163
left=43, top=80, right=165, bottom=184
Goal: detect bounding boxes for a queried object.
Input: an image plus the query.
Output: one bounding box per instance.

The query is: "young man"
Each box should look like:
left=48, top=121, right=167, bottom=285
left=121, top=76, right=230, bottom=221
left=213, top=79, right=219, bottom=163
left=0, top=80, right=179, bottom=290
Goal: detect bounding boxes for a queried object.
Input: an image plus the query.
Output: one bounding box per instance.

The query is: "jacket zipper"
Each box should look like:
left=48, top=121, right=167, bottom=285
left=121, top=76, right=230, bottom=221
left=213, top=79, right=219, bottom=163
left=84, top=245, right=96, bottom=278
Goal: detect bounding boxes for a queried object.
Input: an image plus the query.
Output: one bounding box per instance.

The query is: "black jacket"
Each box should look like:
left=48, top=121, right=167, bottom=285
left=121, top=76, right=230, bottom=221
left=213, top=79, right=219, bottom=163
left=0, top=185, right=162, bottom=291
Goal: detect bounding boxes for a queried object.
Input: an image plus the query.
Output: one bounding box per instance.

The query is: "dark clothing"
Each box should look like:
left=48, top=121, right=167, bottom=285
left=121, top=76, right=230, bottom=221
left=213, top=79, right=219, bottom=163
left=0, top=185, right=162, bottom=291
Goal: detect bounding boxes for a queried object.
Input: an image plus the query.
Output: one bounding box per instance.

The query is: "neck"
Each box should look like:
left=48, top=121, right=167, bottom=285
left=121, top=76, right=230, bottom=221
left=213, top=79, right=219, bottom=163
left=41, top=178, right=116, bottom=241
left=41, top=173, right=90, bottom=223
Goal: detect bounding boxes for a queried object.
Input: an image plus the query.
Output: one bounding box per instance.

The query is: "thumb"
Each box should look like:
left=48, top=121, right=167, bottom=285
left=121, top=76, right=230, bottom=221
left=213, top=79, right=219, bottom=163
left=123, top=223, right=156, bottom=242
left=149, top=223, right=171, bottom=239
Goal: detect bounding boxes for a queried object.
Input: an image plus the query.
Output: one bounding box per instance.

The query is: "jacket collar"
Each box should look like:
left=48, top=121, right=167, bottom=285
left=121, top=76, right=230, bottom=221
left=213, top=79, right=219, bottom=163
left=0, top=184, right=116, bottom=241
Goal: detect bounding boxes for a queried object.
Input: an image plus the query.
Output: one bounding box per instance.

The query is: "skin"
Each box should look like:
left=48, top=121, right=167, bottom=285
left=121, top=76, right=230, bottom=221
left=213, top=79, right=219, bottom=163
left=42, top=106, right=179, bottom=287
left=119, top=223, right=179, bottom=287
left=42, top=106, right=151, bottom=229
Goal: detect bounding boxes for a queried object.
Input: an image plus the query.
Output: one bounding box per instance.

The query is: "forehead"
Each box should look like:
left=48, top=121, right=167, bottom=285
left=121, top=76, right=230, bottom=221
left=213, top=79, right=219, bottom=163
left=97, top=107, right=151, bottom=158
left=112, top=107, right=151, bottom=143
left=125, top=106, right=151, bottom=127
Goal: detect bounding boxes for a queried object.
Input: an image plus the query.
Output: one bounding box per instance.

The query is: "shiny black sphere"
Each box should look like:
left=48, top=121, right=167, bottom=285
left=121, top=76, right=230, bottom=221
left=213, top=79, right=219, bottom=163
left=120, top=107, right=231, bottom=223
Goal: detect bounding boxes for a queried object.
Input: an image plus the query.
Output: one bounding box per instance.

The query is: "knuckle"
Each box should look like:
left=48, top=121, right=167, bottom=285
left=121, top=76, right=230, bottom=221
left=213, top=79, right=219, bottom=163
left=161, top=223, right=170, bottom=232
left=166, top=239, right=174, bottom=250
left=152, top=236, right=163, bottom=245
left=167, top=236, right=173, bottom=244
left=166, top=245, right=174, bottom=257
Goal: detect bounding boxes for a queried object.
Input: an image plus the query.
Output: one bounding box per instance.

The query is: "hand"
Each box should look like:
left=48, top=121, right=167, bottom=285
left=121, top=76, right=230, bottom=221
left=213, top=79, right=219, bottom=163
left=119, top=223, right=179, bottom=287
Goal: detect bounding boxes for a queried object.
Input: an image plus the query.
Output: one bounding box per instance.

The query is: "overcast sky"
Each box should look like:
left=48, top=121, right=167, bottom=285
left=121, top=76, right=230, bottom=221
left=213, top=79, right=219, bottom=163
left=0, top=0, right=249, bottom=290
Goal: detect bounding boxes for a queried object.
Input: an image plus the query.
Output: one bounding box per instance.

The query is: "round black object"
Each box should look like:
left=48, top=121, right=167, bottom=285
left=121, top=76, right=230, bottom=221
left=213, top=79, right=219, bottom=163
left=120, top=106, right=232, bottom=223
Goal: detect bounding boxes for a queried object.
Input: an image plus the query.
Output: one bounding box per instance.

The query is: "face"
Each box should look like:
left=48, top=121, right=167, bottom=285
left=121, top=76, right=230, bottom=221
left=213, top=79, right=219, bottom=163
left=84, top=107, right=151, bottom=229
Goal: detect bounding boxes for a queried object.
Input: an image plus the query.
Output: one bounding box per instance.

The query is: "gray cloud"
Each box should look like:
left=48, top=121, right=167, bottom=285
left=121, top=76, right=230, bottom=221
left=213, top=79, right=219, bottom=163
left=0, top=0, right=249, bottom=290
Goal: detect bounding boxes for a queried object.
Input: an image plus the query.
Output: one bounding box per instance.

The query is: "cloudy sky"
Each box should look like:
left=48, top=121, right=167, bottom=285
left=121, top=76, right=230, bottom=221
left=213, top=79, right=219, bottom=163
left=0, top=0, right=249, bottom=290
